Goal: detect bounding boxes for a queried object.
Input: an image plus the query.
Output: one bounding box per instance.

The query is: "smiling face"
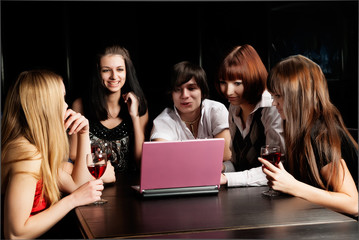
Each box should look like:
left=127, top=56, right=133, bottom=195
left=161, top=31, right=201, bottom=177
left=100, top=54, right=126, bottom=93
left=219, top=79, right=245, bottom=106
left=172, top=77, right=202, bottom=120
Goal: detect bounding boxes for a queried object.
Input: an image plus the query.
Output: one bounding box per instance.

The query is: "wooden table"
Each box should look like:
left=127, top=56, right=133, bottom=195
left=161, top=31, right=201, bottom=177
left=75, top=173, right=358, bottom=239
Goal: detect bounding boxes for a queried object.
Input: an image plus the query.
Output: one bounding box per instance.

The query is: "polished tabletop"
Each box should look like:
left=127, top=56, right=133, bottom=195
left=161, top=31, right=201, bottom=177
left=75, top=173, right=358, bottom=239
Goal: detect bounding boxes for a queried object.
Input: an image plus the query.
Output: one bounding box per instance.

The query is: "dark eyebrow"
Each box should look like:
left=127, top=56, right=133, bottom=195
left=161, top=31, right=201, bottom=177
left=101, top=66, right=124, bottom=69
left=186, top=83, right=198, bottom=87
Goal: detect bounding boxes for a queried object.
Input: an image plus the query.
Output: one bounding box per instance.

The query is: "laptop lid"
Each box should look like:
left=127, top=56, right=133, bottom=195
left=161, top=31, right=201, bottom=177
left=139, top=138, right=225, bottom=193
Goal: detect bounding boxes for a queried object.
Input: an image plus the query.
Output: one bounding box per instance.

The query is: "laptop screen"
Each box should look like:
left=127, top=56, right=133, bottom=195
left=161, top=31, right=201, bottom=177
left=140, top=138, right=225, bottom=191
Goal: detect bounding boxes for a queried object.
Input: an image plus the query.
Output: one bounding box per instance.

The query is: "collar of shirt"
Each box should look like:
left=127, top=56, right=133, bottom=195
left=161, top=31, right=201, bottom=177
left=173, top=100, right=206, bottom=138
left=232, top=90, right=272, bottom=116
left=230, top=90, right=273, bottom=138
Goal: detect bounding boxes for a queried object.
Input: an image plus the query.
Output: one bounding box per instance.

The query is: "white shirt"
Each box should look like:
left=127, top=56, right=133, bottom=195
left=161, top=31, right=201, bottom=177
left=150, top=99, right=229, bottom=141
left=224, top=90, right=285, bottom=187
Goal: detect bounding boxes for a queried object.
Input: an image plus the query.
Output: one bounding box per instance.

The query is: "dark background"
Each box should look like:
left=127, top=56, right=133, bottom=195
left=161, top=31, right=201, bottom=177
left=1, top=0, right=358, bottom=132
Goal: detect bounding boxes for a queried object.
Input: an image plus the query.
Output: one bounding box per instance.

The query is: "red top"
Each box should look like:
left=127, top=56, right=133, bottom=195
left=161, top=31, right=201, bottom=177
left=30, top=180, right=48, bottom=216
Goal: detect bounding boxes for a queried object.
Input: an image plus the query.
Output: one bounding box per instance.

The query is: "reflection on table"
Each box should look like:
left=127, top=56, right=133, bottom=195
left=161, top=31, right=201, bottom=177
left=75, top=173, right=358, bottom=239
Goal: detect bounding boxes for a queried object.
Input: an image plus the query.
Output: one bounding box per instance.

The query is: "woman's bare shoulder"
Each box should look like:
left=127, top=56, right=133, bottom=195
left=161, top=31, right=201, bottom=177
left=4, top=137, right=42, bottom=173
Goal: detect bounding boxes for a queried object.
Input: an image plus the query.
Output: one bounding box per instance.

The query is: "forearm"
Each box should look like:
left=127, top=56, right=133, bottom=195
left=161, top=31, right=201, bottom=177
left=289, top=180, right=358, bottom=216
left=68, top=133, right=78, bottom=161
left=132, top=115, right=145, bottom=166
left=6, top=195, right=74, bottom=239
left=224, top=166, right=268, bottom=187
left=72, top=132, right=92, bottom=186
left=282, top=159, right=358, bottom=216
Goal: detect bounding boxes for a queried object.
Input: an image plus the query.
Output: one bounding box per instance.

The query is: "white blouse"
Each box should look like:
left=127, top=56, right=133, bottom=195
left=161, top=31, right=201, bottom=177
left=224, top=90, right=285, bottom=187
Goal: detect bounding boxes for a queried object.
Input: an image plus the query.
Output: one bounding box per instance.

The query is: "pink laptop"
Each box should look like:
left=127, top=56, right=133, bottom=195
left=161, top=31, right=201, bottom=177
left=133, top=138, right=225, bottom=197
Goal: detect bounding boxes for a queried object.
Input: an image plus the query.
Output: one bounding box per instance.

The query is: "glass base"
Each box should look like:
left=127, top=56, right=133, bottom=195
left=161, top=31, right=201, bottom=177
left=262, top=188, right=281, bottom=197
left=93, top=198, right=108, bottom=205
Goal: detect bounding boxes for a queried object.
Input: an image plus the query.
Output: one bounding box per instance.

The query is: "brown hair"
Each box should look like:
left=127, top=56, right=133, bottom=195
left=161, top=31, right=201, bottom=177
left=170, top=61, right=209, bottom=99
left=216, top=44, right=268, bottom=104
left=267, top=55, right=358, bottom=190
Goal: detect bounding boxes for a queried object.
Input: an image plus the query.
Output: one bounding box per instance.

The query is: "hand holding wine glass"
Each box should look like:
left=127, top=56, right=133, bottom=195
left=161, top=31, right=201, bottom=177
left=86, top=150, right=108, bottom=204
left=260, top=145, right=281, bottom=197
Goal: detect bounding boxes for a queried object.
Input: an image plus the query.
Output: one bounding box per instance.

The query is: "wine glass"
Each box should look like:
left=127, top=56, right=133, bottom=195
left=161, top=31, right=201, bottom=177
left=86, top=151, right=108, bottom=204
left=261, top=145, right=281, bottom=197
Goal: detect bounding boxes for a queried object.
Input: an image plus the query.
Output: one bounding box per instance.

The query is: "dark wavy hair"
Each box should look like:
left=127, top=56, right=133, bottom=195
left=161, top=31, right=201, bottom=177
left=84, top=45, right=147, bottom=121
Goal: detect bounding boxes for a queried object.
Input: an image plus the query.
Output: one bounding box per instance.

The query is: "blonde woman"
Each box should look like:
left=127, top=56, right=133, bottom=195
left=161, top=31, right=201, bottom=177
left=260, top=55, right=358, bottom=216
left=1, top=70, right=108, bottom=239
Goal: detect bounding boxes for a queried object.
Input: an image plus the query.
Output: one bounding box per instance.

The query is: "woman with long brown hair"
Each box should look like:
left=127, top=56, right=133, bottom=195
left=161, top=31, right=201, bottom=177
left=69, top=45, right=148, bottom=174
left=260, top=55, right=358, bottom=216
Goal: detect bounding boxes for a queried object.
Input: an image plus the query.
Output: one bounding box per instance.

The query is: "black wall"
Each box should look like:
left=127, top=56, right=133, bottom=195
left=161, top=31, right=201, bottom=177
left=1, top=1, right=358, bottom=130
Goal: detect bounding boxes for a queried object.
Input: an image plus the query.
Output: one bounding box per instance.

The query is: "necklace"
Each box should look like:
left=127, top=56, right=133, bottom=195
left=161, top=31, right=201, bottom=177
left=183, top=114, right=201, bottom=135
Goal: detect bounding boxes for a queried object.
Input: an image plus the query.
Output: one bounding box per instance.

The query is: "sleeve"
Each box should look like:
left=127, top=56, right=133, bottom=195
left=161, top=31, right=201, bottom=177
left=150, top=113, right=178, bottom=141
left=224, top=166, right=268, bottom=187
left=223, top=160, right=236, bottom=172
left=210, top=102, right=229, bottom=136
left=262, top=106, right=285, bottom=153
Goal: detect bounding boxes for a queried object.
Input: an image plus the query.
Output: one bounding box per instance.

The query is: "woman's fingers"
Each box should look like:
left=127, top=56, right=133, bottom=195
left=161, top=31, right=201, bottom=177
left=64, top=109, right=89, bottom=135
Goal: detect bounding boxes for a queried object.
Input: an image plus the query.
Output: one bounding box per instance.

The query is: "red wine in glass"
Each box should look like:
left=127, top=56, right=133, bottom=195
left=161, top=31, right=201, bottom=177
left=88, top=163, right=107, bottom=179
left=261, top=152, right=281, bottom=166
left=261, top=145, right=281, bottom=197
left=86, top=153, right=108, bottom=204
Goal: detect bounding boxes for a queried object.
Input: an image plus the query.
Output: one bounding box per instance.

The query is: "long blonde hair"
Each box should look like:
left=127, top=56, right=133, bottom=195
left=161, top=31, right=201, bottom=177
left=1, top=70, right=69, bottom=204
left=267, top=55, right=358, bottom=190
